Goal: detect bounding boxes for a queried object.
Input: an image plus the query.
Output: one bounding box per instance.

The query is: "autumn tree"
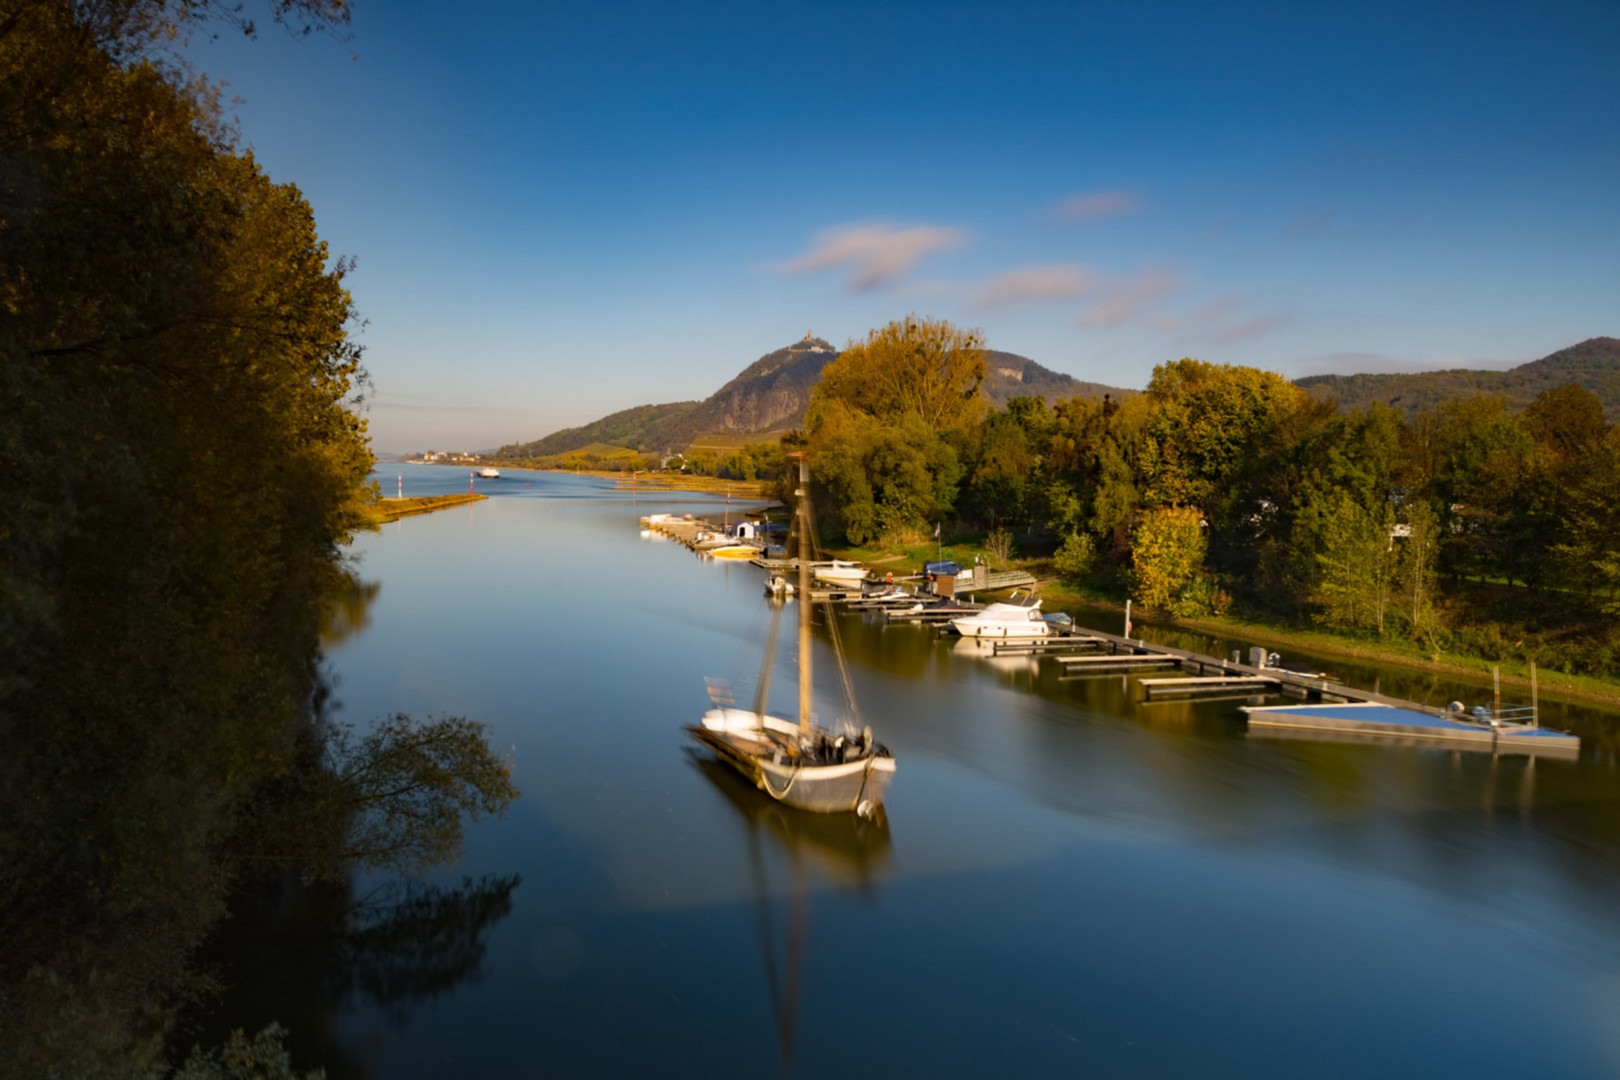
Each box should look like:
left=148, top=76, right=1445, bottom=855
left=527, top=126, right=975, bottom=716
left=806, top=317, right=984, bottom=543
left=1131, top=507, right=1207, bottom=611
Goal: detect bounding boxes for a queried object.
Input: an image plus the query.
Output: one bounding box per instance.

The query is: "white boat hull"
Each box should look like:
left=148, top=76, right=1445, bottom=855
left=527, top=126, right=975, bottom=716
left=691, top=709, right=896, bottom=816
left=950, top=619, right=1049, bottom=639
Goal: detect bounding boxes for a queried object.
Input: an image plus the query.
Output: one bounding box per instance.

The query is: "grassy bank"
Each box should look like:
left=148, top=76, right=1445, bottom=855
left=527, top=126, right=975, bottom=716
left=370, top=492, right=488, bottom=523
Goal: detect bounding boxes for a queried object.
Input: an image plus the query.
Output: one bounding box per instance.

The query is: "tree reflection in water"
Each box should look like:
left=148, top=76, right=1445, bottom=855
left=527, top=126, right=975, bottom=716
left=189, top=873, right=521, bottom=1079
left=690, top=753, right=892, bottom=1076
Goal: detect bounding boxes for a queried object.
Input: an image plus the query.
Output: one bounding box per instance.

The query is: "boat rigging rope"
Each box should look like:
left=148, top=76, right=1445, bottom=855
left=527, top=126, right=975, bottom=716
left=759, top=760, right=802, bottom=799
left=802, top=485, right=866, bottom=732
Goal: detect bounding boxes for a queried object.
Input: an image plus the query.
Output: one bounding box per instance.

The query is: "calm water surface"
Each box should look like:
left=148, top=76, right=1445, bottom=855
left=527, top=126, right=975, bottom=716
left=207, top=465, right=1620, bottom=1077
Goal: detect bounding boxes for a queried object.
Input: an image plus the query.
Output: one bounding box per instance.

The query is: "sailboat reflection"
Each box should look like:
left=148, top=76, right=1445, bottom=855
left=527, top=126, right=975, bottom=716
left=689, top=752, right=893, bottom=1075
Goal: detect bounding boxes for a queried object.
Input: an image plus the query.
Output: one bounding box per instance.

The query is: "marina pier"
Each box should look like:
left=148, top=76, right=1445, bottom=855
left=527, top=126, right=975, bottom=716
left=643, top=509, right=1580, bottom=758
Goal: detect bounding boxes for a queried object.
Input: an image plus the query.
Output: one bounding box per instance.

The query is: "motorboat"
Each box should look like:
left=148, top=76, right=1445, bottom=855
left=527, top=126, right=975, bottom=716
left=477, top=467, right=500, bottom=479
left=812, top=560, right=868, bottom=583
left=765, top=574, right=796, bottom=595
left=708, top=545, right=760, bottom=560
left=687, top=456, right=896, bottom=818
left=951, top=592, right=1048, bottom=638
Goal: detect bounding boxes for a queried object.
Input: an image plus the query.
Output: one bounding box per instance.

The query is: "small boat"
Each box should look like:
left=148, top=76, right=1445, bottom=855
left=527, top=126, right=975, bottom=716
left=708, top=545, right=760, bottom=560
left=692, top=708, right=895, bottom=814
left=688, top=456, right=896, bottom=818
left=812, top=560, right=868, bottom=583
left=765, top=574, right=796, bottom=595
left=477, top=467, right=500, bottom=479
left=951, top=592, right=1048, bottom=638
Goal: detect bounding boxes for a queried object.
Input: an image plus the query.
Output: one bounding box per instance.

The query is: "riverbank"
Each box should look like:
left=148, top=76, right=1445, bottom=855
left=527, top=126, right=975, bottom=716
left=1033, top=582, right=1620, bottom=708
left=812, top=531, right=1620, bottom=708
left=370, top=492, right=488, bottom=522
left=405, top=460, right=772, bottom=499
left=542, top=468, right=771, bottom=498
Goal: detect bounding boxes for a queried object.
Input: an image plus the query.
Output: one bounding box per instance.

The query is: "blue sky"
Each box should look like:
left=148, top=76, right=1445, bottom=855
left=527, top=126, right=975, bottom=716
left=191, top=0, right=1620, bottom=451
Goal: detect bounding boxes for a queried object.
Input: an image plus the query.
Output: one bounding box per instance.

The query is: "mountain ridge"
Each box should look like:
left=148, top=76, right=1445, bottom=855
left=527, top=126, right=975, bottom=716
left=496, top=336, right=1131, bottom=460
left=1297, top=336, right=1620, bottom=418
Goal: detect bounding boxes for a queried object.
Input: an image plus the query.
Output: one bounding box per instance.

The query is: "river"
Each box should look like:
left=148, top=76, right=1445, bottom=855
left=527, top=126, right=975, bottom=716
left=198, top=463, right=1620, bottom=1078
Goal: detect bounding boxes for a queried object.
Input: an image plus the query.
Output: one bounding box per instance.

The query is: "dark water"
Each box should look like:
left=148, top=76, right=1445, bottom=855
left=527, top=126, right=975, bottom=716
left=207, top=464, right=1620, bottom=1078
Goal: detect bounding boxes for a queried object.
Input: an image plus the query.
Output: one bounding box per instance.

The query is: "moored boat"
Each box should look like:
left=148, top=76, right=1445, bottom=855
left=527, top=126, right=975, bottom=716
left=812, top=559, right=868, bottom=583
left=477, top=467, right=500, bottom=478
left=951, top=592, right=1048, bottom=638
left=708, top=544, right=760, bottom=559
left=687, top=456, right=896, bottom=818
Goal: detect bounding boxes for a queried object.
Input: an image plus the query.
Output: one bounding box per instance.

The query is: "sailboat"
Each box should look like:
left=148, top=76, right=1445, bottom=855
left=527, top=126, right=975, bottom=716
left=687, top=455, right=896, bottom=818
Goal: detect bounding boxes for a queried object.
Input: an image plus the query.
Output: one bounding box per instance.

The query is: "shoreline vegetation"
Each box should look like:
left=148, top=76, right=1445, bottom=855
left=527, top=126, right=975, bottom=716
left=371, top=492, right=489, bottom=522
left=4, top=5, right=519, bottom=1074
left=781, top=316, right=1618, bottom=707
left=818, top=532, right=1620, bottom=709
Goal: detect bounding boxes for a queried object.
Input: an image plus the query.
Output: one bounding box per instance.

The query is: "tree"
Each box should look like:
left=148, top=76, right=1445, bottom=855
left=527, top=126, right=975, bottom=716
left=806, top=317, right=982, bottom=543
left=1131, top=507, right=1207, bottom=611
left=1313, top=494, right=1397, bottom=634
left=1397, top=499, right=1442, bottom=638
left=808, top=315, right=987, bottom=433
left=1139, top=359, right=1304, bottom=510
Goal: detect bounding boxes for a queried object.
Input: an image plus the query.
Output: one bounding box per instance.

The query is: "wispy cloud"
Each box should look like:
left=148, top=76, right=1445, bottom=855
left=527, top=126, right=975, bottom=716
left=1152, top=294, right=1287, bottom=347
left=1058, top=189, right=1141, bottom=220
left=1079, top=269, right=1182, bottom=328
left=1211, top=313, right=1287, bottom=346
left=974, top=263, right=1101, bottom=307
left=778, top=222, right=967, bottom=291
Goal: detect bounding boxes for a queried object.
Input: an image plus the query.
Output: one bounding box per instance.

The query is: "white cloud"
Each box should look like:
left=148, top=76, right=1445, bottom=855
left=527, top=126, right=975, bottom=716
left=1058, top=189, right=1141, bottom=220
left=777, top=222, right=967, bottom=291
left=1079, top=269, right=1182, bottom=328
left=974, top=263, right=1101, bottom=307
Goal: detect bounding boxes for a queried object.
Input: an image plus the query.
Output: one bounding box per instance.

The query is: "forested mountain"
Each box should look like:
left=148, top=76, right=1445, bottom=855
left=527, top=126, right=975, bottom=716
left=1298, top=337, right=1620, bottom=419
left=499, top=401, right=701, bottom=458
left=495, top=336, right=1129, bottom=460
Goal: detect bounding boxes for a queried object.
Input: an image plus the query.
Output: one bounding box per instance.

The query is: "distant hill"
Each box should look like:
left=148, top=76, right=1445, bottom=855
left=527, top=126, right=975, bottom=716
left=494, top=335, right=1132, bottom=461
left=982, top=350, right=1131, bottom=406
left=500, top=401, right=699, bottom=458
left=1297, top=337, right=1620, bottom=419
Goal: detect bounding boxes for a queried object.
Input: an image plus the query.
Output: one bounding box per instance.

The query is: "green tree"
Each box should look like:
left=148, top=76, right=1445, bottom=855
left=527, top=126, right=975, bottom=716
left=1313, top=494, right=1397, bottom=634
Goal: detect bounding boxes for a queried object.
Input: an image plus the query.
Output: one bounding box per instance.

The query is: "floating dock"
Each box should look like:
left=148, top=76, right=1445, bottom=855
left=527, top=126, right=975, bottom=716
left=1242, top=703, right=1578, bottom=755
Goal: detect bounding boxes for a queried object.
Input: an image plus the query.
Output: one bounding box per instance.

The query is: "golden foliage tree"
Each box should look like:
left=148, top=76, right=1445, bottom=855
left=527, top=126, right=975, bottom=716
left=1131, top=507, right=1207, bottom=610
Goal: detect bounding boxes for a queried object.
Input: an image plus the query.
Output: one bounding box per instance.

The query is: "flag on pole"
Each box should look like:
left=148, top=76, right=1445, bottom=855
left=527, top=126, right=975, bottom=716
left=933, top=522, right=941, bottom=539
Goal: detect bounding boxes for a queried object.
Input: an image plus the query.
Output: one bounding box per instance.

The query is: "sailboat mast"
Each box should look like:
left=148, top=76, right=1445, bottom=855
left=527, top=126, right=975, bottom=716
left=796, top=456, right=812, bottom=732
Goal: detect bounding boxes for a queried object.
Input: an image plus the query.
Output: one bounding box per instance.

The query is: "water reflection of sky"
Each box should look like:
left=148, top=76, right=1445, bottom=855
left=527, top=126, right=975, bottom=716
left=276, top=464, right=1620, bottom=1077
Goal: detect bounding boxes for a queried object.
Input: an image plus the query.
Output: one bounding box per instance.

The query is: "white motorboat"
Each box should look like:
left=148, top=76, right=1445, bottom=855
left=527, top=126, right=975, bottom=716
left=812, top=560, right=868, bottom=583
left=477, top=467, right=500, bottom=479
left=687, top=456, right=896, bottom=818
left=951, top=592, right=1048, bottom=638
